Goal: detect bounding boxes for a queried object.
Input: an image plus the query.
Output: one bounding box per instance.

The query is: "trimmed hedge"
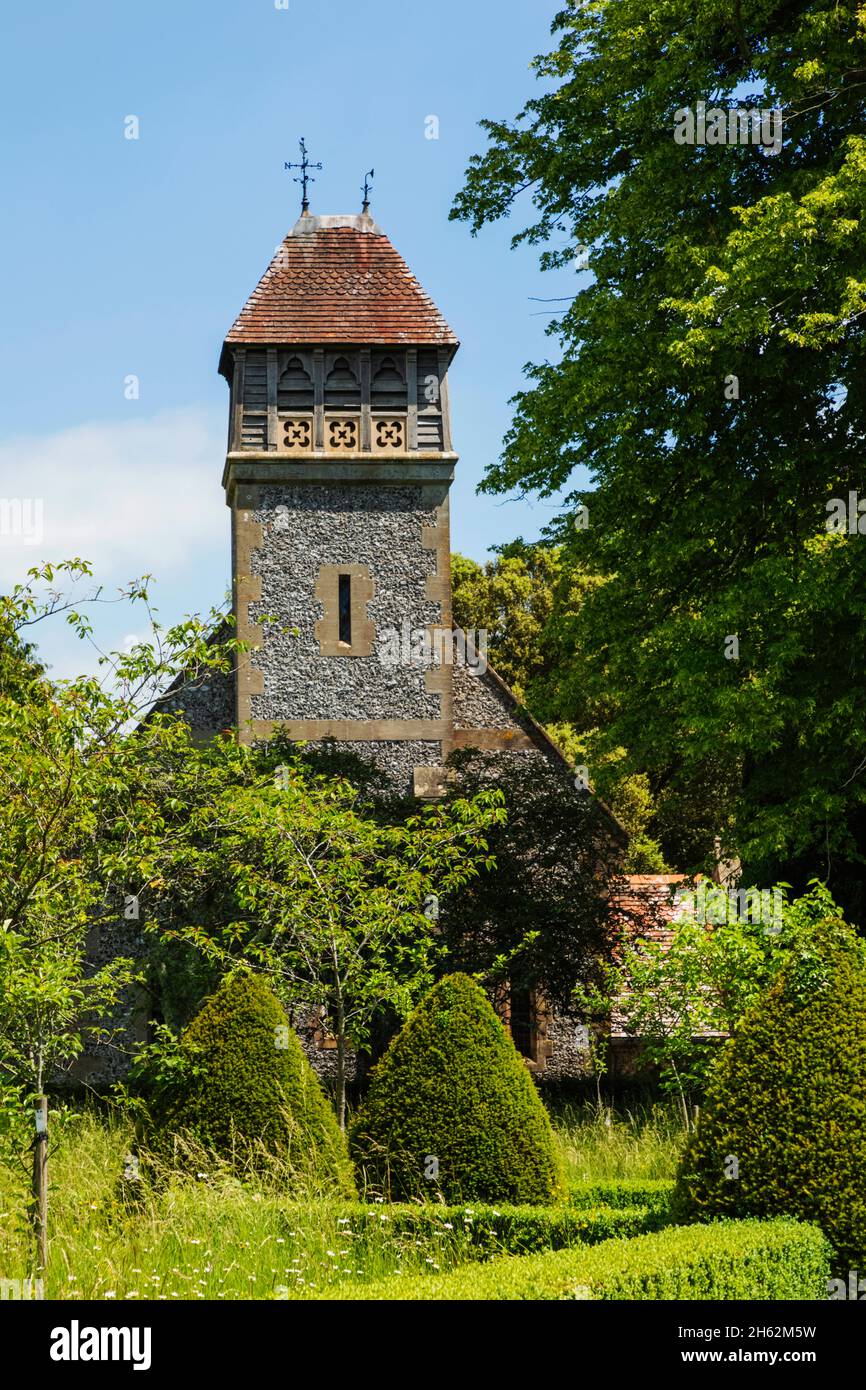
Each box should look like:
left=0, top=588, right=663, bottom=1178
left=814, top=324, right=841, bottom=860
left=674, top=924, right=866, bottom=1269
left=568, top=1179, right=674, bottom=1213
left=350, top=973, right=565, bottom=1203
left=152, top=971, right=355, bottom=1196
left=298, top=1219, right=831, bottom=1300
left=319, top=1201, right=663, bottom=1258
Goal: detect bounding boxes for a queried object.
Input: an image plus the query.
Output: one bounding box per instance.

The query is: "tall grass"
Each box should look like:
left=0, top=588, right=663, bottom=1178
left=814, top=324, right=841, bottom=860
left=552, top=1101, right=686, bottom=1182
left=0, top=1109, right=488, bottom=1299
left=0, top=1099, right=687, bottom=1299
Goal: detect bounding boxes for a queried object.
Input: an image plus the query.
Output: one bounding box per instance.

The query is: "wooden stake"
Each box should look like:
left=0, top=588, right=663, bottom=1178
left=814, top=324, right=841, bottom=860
left=32, top=1095, right=48, bottom=1272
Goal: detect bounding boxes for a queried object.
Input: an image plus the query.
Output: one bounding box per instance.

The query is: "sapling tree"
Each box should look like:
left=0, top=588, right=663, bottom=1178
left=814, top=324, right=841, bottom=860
left=0, top=560, right=239, bottom=1268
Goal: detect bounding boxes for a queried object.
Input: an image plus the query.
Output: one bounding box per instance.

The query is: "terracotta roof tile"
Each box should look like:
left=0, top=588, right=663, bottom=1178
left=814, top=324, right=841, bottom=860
left=224, top=214, right=458, bottom=348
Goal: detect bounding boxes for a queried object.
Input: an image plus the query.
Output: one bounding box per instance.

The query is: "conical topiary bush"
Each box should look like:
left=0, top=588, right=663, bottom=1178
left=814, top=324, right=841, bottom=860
left=674, top=921, right=866, bottom=1269
left=150, top=970, right=355, bottom=1196
left=349, top=973, right=565, bottom=1203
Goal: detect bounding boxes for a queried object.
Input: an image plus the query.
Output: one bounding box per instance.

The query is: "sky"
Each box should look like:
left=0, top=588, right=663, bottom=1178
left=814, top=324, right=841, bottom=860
left=0, top=0, right=578, bottom=679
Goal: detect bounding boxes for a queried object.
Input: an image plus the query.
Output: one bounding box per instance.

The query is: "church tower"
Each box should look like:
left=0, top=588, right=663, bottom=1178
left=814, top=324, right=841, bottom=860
left=219, top=207, right=460, bottom=794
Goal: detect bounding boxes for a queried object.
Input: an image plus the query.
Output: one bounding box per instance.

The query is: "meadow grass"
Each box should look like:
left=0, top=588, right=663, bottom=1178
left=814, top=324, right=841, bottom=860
left=0, top=1098, right=685, bottom=1300
left=552, top=1100, right=687, bottom=1183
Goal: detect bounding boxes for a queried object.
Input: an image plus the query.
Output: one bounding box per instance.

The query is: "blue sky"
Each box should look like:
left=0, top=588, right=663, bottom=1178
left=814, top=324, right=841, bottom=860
left=0, top=0, right=578, bottom=677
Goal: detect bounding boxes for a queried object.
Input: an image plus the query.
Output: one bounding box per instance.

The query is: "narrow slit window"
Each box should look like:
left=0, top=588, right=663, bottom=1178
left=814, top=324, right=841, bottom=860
left=338, top=574, right=352, bottom=645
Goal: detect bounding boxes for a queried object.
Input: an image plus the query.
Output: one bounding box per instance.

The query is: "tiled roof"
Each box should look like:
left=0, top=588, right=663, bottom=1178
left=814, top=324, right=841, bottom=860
left=611, top=874, right=686, bottom=948
left=609, top=875, right=725, bottom=1039
left=224, top=213, right=458, bottom=348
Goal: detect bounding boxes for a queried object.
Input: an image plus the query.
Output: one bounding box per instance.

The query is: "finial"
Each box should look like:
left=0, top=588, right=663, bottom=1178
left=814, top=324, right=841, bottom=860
left=285, top=138, right=323, bottom=214
left=361, top=168, right=374, bottom=214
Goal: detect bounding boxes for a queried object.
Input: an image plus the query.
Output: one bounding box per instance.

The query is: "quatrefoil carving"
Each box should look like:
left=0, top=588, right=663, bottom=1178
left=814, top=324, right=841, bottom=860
left=329, top=419, right=358, bottom=449
left=375, top=419, right=405, bottom=450
left=283, top=419, right=311, bottom=450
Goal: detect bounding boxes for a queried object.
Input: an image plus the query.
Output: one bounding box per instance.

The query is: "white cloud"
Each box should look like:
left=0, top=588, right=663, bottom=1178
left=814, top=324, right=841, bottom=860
left=0, top=407, right=227, bottom=587
left=0, top=408, right=231, bottom=682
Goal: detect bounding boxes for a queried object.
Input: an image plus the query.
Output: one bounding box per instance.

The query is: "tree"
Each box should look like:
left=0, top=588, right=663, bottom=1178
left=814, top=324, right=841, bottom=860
left=451, top=2, right=866, bottom=909
left=0, top=560, right=239, bottom=1268
left=451, top=541, right=563, bottom=701
left=146, top=971, right=355, bottom=1195
left=579, top=880, right=849, bottom=1121
left=145, top=740, right=506, bottom=1130
left=674, top=905, right=866, bottom=1270
left=452, top=546, right=668, bottom=870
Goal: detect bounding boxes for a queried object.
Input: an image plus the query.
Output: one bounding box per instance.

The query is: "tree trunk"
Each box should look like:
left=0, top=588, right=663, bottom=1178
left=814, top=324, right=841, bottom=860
left=335, top=1003, right=347, bottom=1132
left=32, top=1095, right=48, bottom=1273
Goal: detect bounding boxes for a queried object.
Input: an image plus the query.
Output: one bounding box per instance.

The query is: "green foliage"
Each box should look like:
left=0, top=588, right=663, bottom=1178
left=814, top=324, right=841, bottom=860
left=451, top=550, right=668, bottom=872
left=440, top=749, right=622, bottom=1013
left=303, top=1219, right=831, bottom=1301
left=674, top=917, right=866, bottom=1270
left=149, top=972, right=354, bottom=1197
left=0, top=561, right=240, bottom=1095
left=451, top=2, right=866, bottom=895
left=339, top=1200, right=662, bottom=1255
left=350, top=973, right=565, bottom=1204
left=451, top=542, right=563, bottom=702
left=579, top=882, right=854, bottom=1113
left=568, top=1178, right=674, bottom=1214
left=148, top=739, right=505, bottom=1128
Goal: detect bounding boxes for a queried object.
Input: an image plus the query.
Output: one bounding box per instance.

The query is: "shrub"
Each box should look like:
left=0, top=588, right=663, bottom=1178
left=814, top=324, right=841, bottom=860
left=299, top=1219, right=830, bottom=1300
left=336, top=1201, right=663, bottom=1258
left=350, top=973, right=565, bottom=1203
left=568, top=1178, right=674, bottom=1213
left=149, top=971, right=355, bottom=1196
left=673, top=921, right=866, bottom=1269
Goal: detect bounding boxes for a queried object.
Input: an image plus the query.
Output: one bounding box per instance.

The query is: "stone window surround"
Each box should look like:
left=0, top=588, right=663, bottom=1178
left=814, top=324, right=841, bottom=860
left=313, top=562, right=375, bottom=657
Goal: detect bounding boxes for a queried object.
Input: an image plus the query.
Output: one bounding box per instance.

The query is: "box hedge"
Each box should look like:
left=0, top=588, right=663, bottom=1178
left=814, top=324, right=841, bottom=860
left=568, top=1178, right=674, bottom=1213
left=320, top=1200, right=663, bottom=1259
left=298, top=1218, right=830, bottom=1300
left=150, top=970, right=355, bottom=1196
left=350, top=973, right=565, bottom=1203
left=674, top=923, right=866, bottom=1269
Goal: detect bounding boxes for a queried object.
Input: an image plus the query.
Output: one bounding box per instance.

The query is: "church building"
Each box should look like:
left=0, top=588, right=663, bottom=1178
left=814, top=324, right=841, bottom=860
left=79, top=198, right=684, bottom=1089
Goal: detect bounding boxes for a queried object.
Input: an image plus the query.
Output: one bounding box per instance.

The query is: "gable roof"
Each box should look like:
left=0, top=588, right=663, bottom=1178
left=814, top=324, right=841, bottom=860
left=222, top=213, right=458, bottom=356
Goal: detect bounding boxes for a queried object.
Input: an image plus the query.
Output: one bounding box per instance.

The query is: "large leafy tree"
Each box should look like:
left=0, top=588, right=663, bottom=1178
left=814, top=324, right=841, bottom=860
left=452, top=2, right=866, bottom=915
left=452, top=544, right=669, bottom=868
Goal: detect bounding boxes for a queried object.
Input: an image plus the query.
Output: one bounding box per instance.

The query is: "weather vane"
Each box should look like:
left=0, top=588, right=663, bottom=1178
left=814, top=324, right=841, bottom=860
left=361, top=168, right=375, bottom=214
left=285, top=138, right=323, bottom=214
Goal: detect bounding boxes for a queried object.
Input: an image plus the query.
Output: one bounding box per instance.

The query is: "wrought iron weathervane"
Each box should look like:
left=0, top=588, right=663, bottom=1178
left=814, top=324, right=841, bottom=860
left=285, top=138, right=323, bottom=214
left=361, top=168, right=374, bottom=214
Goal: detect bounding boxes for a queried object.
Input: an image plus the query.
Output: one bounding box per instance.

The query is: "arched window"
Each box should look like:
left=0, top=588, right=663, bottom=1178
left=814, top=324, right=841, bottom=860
left=371, top=355, right=407, bottom=409
left=277, top=355, right=314, bottom=411
left=325, top=356, right=360, bottom=409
